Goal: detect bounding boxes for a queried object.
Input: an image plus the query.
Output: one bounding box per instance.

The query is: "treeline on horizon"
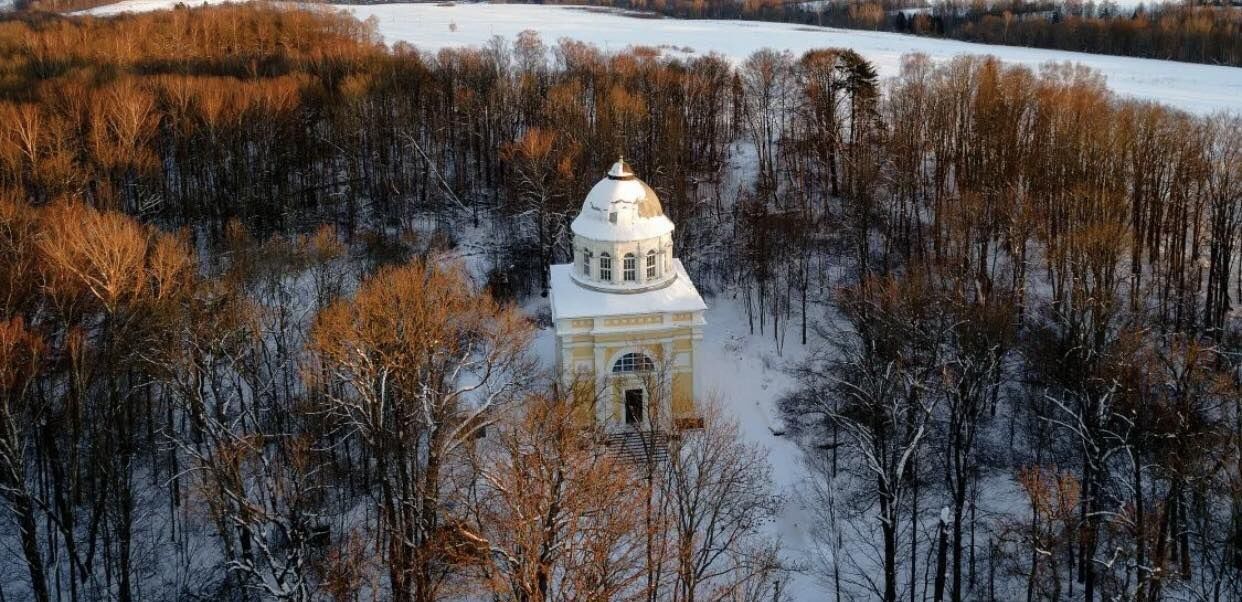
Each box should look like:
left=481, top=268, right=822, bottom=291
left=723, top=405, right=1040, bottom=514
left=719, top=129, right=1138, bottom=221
left=513, top=0, right=1242, bottom=66
left=8, top=0, right=1242, bottom=67
left=1, top=3, right=1241, bottom=600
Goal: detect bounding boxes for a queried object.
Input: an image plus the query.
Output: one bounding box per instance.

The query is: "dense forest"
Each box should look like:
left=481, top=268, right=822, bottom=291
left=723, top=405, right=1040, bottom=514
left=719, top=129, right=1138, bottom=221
left=517, top=0, right=1242, bottom=67
left=1, top=3, right=1241, bottom=601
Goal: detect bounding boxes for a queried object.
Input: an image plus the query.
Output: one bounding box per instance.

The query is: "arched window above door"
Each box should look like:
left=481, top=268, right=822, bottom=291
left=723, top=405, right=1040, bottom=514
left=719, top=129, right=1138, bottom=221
left=612, top=352, right=654, bottom=373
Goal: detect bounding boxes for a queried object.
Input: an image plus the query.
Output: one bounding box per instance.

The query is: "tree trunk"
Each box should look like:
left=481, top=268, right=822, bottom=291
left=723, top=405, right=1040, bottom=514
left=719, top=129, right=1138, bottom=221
left=12, top=493, right=50, bottom=602
left=934, top=511, right=949, bottom=602
left=881, top=492, right=898, bottom=602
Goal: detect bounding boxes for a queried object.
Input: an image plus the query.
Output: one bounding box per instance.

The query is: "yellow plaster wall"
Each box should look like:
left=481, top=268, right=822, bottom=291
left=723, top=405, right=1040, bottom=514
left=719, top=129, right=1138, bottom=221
left=602, top=315, right=663, bottom=328
left=672, top=373, right=694, bottom=417
left=592, top=330, right=678, bottom=345
left=607, top=379, right=624, bottom=423
left=569, top=378, right=597, bottom=424
left=555, top=312, right=702, bottom=427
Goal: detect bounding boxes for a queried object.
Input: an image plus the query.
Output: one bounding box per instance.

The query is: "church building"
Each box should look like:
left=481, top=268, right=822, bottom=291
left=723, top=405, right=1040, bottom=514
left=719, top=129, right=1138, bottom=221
left=549, top=160, right=707, bottom=431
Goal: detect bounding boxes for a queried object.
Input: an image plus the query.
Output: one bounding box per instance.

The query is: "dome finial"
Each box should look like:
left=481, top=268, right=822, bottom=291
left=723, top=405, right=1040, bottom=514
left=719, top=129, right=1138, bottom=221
left=608, top=157, right=635, bottom=180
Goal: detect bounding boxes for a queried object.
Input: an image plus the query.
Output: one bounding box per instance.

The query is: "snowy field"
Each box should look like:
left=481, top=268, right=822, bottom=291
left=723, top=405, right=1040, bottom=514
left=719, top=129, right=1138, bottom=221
left=83, top=2, right=1242, bottom=116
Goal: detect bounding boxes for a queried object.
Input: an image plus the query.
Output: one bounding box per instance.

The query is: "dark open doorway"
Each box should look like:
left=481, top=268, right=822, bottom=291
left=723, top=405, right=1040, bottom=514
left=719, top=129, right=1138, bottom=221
left=624, top=389, right=644, bottom=425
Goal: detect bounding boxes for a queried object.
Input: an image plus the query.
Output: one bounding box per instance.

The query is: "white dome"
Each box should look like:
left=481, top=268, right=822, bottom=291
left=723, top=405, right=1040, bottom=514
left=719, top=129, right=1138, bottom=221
left=568, top=160, right=678, bottom=294
left=571, top=160, right=674, bottom=242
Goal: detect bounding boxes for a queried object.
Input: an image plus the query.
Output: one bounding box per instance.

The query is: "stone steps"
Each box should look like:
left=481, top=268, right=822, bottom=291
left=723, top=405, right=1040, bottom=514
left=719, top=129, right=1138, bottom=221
left=603, top=429, right=670, bottom=464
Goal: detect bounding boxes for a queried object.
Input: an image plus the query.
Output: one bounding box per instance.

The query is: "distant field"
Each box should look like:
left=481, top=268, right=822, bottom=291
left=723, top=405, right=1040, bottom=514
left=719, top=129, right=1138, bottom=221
left=83, top=2, right=1242, bottom=115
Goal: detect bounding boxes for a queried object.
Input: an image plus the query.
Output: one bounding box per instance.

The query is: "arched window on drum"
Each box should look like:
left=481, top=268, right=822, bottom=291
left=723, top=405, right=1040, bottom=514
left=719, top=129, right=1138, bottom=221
left=599, top=252, right=612, bottom=281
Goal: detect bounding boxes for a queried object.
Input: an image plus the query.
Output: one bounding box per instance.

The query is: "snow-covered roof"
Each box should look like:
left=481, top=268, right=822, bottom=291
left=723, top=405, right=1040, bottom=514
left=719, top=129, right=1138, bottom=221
left=571, top=160, right=674, bottom=242
left=550, top=260, right=707, bottom=320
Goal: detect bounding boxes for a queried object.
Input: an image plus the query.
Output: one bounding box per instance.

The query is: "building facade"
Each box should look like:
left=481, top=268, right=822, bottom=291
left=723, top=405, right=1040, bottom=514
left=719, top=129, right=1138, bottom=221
left=549, top=160, right=707, bottom=431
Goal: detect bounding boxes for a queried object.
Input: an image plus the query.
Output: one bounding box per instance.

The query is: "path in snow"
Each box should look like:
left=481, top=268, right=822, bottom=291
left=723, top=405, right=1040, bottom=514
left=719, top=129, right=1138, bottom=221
left=83, top=2, right=1242, bottom=116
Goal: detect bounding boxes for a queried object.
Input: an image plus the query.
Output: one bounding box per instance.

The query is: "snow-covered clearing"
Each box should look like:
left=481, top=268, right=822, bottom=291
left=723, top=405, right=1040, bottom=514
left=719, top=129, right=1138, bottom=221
left=83, top=2, right=1242, bottom=116
left=693, top=299, right=817, bottom=588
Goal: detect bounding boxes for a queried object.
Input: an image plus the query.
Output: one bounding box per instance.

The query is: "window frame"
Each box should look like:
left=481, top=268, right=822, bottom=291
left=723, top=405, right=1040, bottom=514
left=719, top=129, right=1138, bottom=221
left=612, top=352, right=655, bottom=373
left=646, top=249, right=657, bottom=279
left=623, top=253, right=637, bottom=282
left=581, top=248, right=592, bottom=277
left=599, top=252, right=612, bottom=282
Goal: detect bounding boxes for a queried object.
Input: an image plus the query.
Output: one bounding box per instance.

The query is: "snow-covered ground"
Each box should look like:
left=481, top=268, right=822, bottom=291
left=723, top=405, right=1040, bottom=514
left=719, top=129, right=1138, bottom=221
left=83, top=2, right=1242, bottom=116
left=694, top=299, right=818, bottom=594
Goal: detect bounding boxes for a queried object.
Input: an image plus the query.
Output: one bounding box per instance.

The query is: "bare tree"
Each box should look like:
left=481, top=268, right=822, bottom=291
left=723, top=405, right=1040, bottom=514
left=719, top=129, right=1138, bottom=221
left=0, top=316, right=49, bottom=602
left=153, top=271, right=323, bottom=600
left=309, top=259, right=534, bottom=602
left=468, top=387, right=646, bottom=602
left=785, top=275, right=943, bottom=602
left=662, top=402, right=785, bottom=602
